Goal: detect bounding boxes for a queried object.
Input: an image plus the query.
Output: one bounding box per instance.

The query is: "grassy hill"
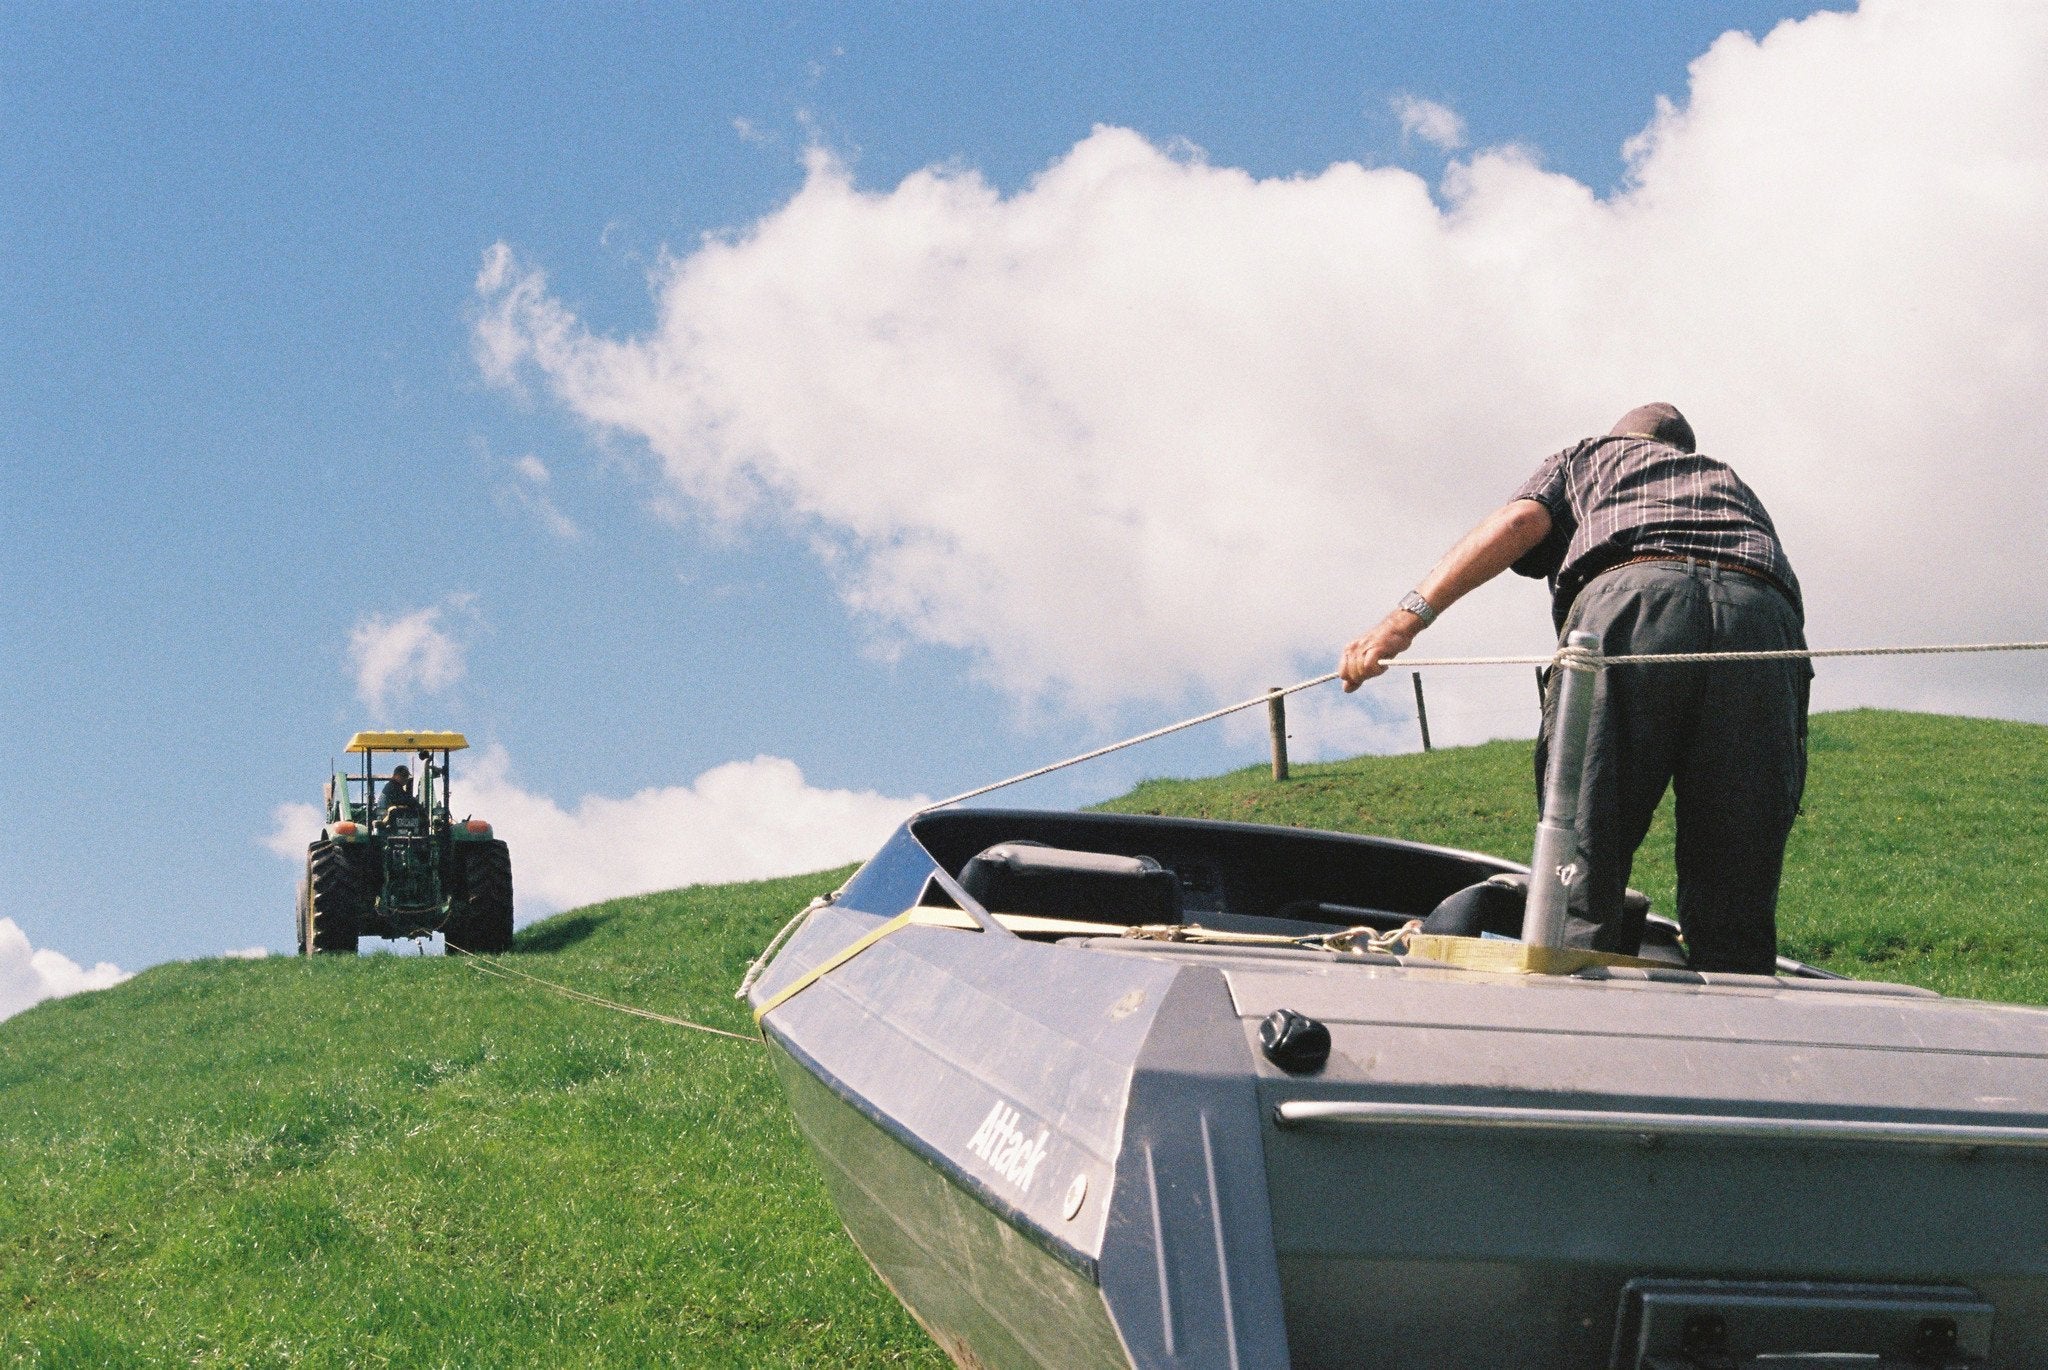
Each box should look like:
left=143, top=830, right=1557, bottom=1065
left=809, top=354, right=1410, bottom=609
left=5, top=708, right=2048, bottom=1366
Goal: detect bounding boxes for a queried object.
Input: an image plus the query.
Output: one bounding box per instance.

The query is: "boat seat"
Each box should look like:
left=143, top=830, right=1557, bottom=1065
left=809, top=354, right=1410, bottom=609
left=1421, top=874, right=1668, bottom=957
left=958, top=842, right=1181, bottom=927
left=1635, top=914, right=1689, bottom=967
left=1420, top=874, right=1528, bottom=938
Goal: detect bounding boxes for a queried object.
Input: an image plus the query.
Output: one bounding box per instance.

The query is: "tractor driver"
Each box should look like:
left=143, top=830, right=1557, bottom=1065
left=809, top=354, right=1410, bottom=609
left=379, top=764, right=420, bottom=819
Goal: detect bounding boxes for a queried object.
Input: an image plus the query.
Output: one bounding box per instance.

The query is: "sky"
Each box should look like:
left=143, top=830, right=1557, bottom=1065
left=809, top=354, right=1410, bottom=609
left=13, top=0, right=2048, bottom=1017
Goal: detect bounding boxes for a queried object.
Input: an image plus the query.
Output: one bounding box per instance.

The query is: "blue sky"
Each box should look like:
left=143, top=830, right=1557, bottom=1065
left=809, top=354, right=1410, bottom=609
left=21, top=0, right=2048, bottom=994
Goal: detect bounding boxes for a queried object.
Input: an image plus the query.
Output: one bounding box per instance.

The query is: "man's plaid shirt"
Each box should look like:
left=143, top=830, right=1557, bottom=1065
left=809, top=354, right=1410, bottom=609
left=1509, top=435, right=1801, bottom=630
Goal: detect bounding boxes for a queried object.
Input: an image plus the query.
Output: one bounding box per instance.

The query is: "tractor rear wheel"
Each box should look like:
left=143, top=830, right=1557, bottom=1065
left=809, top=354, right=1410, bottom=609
left=303, top=840, right=369, bottom=955
left=446, top=840, right=513, bottom=954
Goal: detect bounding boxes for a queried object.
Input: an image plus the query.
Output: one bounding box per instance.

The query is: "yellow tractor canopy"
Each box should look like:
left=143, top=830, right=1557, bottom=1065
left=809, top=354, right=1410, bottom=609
left=345, top=731, right=469, bottom=754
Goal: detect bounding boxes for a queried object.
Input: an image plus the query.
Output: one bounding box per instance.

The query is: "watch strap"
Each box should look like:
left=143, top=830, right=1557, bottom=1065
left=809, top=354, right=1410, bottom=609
left=1398, top=591, right=1438, bottom=627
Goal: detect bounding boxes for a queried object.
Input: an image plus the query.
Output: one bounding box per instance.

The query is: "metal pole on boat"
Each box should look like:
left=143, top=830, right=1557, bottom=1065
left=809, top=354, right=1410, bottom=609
left=1521, top=630, right=1600, bottom=949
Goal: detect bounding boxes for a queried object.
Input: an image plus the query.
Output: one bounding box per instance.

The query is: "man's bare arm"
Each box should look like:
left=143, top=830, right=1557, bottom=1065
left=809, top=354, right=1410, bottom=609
left=1339, top=499, right=1553, bottom=692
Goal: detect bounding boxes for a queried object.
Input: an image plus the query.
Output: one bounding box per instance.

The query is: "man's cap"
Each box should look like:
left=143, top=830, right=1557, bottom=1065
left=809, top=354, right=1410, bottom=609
left=1609, top=402, right=1695, bottom=453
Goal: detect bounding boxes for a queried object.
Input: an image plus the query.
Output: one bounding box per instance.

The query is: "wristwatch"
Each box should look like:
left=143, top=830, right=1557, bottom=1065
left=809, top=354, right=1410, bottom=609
left=1397, top=590, right=1438, bottom=627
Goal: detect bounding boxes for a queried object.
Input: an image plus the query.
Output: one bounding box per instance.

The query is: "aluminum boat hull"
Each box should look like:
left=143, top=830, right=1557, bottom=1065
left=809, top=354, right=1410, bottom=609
left=750, top=810, right=2048, bottom=1368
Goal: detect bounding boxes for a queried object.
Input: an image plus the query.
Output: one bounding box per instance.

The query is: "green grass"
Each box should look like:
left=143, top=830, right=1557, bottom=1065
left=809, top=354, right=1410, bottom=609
left=4, top=708, right=2048, bottom=1365
left=0, top=874, right=941, bottom=1369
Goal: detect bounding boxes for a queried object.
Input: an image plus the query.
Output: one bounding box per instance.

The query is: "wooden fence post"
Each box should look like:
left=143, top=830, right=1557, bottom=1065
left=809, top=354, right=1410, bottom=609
left=1267, top=688, right=1289, bottom=781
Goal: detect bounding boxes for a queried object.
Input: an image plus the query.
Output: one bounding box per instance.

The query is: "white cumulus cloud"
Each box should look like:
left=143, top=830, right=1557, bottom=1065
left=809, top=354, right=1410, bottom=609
left=476, top=1, right=2048, bottom=744
left=0, top=919, right=130, bottom=1023
left=456, top=747, right=922, bottom=915
left=265, top=749, right=923, bottom=920
left=1390, top=93, right=1467, bottom=150
left=350, top=597, right=472, bottom=716
left=264, top=801, right=324, bottom=860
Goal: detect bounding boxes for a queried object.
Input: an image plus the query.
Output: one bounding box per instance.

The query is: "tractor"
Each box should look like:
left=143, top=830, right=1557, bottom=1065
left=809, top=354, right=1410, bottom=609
left=297, top=731, right=514, bottom=955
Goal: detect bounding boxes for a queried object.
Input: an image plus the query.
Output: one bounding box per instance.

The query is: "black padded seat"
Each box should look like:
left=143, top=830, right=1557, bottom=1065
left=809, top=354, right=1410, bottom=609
left=1635, top=914, right=1689, bottom=967
left=1421, top=873, right=1666, bottom=956
left=1420, top=874, right=1529, bottom=938
left=958, top=842, right=1181, bottom=927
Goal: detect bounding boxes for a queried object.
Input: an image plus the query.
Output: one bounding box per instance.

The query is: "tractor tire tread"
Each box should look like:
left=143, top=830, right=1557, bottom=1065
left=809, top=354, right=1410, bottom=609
left=447, top=840, right=514, bottom=955
left=304, top=840, right=370, bottom=955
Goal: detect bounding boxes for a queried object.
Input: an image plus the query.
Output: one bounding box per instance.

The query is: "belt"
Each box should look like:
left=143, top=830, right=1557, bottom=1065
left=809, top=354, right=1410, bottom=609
left=1600, top=553, right=1796, bottom=605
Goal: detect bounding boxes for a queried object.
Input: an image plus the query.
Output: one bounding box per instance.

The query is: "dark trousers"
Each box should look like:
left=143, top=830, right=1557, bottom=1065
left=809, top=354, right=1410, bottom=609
left=1535, top=561, right=1811, bottom=974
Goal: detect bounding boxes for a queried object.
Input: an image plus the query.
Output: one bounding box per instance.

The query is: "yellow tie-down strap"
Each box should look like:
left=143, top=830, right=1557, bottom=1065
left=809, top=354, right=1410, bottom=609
left=754, top=911, right=916, bottom=1023
left=1401, top=933, right=1668, bottom=976
left=751, top=904, right=1123, bottom=1023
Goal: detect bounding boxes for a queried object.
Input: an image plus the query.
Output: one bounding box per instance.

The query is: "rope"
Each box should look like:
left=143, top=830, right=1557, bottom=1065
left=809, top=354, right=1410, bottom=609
left=447, top=943, right=760, bottom=1044
left=922, top=638, right=2048, bottom=812
left=735, top=895, right=832, bottom=1001
left=1123, top=918, right=1424, bottom=956
left=1320, top=919, right=1427, bottom=956
left=922, top=673, right=1342, bottom=810
left=1570, top=639, right=2048, bottom=667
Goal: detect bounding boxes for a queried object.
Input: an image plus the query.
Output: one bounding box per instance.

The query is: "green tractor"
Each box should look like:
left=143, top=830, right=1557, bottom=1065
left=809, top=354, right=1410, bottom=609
left=297, top=731, right=514, bottom=955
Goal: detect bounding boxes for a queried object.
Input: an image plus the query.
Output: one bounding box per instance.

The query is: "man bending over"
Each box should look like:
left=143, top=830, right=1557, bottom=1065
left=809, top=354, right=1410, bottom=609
left=1338, top=403, right=1809, bottom=974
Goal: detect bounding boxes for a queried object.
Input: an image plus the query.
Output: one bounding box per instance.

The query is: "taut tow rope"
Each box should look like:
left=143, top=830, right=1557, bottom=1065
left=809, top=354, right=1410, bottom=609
left=920, top=673, right=1340, bottom=810
left=447, top=942, right=759, bottom=1044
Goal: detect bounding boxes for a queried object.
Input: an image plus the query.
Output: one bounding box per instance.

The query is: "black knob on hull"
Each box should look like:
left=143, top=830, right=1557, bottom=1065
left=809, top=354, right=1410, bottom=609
left=1259, top=1008, right=1331, bottom=1074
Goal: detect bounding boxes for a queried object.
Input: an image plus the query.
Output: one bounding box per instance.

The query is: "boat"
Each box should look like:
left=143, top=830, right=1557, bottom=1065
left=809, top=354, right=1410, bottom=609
left=745, top=650, right=2048, bottom=1367
left=748, top=805, right=2048, bottom=1368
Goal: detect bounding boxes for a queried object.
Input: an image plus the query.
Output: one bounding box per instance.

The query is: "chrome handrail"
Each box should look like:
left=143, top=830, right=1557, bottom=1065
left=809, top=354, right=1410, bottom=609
left=1273, top=1099, right=2048, bottom=1148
